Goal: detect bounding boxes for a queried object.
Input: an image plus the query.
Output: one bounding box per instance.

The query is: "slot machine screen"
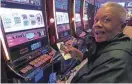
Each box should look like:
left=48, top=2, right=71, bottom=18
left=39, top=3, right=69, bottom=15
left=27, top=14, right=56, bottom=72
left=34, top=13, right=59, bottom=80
left=75, top=13, right=81, bottom=22
left=84, top=14, right=88, bottom=21
left=75, top=0, right=81, bottom=13
left=84, top=1, right=88, bottom=14
left=75, top=0, right=83, bottom=35
left=118, top=2, right=125, bottom=7
left=55, top=0, right=68, bottom=11
left=84, top=1, right=89, bottom=30
left=0, top=8, right=44, bottom=33
left=56, top=12, right=69, bottom=25
left=0, top=0, right=49, bottom=62
left=55, top=0, right=70, bottom=39
left=127, top=8, right=132, bottom=14
left=127, top=2, right=132, bottom=7
left=2, top=0, right=41, bottom=6
left=75, top=14, right=82, bottom=34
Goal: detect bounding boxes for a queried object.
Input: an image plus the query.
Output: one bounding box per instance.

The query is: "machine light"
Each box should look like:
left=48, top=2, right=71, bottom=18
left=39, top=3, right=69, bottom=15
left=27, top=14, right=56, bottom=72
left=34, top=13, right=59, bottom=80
left=72, top=17, right=75, bottom=21
left=50, top=18, right=55, bottom=23
left=0, top=28, right=10, bottom=60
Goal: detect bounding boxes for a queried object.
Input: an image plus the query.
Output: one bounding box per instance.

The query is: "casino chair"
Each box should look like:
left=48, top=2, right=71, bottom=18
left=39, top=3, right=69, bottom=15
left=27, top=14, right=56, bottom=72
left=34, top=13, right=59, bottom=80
left=123, top=26, right=132, bottom=38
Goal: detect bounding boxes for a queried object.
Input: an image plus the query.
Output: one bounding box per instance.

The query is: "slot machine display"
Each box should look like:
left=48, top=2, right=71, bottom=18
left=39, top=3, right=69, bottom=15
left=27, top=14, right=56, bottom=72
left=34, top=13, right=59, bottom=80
left=88, top=3, right=96, bottom=30
left=74, top=0, right=85, bottom=37
left=84, top=1, right=90, bottom=32
left=126, top=2, right=132, bottom=15
left=0, top=0, right=58, bottom=83
left=126, top=2, right=132, bottom=26
left=55, top=0, right=71, bottom=42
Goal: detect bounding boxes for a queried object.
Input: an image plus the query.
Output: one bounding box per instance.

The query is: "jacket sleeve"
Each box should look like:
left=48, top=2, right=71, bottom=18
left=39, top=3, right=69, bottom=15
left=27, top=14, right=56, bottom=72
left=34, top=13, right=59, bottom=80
left=75, top=50, right=132, bottom=83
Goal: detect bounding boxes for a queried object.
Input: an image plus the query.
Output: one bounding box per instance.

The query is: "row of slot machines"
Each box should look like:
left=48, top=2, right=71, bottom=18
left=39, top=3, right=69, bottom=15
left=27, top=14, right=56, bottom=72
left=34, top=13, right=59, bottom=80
left=0, top=0, right=97, bottom=83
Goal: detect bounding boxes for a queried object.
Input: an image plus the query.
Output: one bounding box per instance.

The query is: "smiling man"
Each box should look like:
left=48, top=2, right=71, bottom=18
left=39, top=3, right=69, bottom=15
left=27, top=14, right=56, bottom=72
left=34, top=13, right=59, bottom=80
left=62, top=2, right=132, bottom=83
left=93, top=3, right=126, bottom=42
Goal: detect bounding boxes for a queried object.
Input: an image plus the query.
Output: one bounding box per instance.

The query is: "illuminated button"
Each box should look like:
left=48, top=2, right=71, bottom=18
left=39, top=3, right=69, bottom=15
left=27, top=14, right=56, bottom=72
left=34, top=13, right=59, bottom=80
left=8, top=40, right=13, bottom=42
left=34, top=62, right=41, bottom=67
left=40, top=60, right=44, bottom=64
left=42, top=55, right=46, bottom=58
left=26, top=65, right=33, bottom=70
left=34, top=64, right=39, bottom=67
left=42, top=59, right=46, bottom=63
left=34, top=59, right=38, bottom=63
left=7, top=36, right=12, bottom=39
left=37, top=58, right=41, bottom=61
left=26, top=33, right=35, bottom=39
left=40, top=56, right=44, bottom=59
left=37, top=52, right=41, bottom=55
left=20, top=65, right=33, bottom=74
left=29, top=62, right=34, bottom=65
left=38, top=61, right=42, bottom=65
left=44, top=57, right=48, bottom=60
left=29, top=56, right=32, bottom=59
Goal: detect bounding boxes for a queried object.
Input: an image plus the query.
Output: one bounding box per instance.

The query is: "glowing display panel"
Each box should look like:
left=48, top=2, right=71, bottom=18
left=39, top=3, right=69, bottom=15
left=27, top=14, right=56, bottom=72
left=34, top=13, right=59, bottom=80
left=75, top=0, right=81, bottom=13
left=56, top=12, right=69, bottom=24
left=84, top=1, right=88, bottom=14
left=55, top=0, right=68, bottom=11
left=84, top=1, right=89, bottom=31
left=75, top=13, right=81, bottom=22
left=55, top=0, right=70, bottom=40
left=0, top=8, right=44, bottom=33
left=1, top=0, right=41, bottom=6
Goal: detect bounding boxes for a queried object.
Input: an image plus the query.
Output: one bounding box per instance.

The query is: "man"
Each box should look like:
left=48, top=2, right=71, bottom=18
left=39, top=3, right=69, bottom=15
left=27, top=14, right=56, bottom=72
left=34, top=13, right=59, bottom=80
left=63, top=2, right=132, bottom=83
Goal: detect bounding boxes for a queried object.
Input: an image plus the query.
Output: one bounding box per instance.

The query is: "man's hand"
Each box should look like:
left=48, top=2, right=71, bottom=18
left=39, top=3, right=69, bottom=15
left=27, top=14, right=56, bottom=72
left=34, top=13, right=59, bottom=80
left=64, top=40, right=83, bottom=61
left=57, top=80, right=66, bottom=83
left=64, top=40, right=75, bottom=53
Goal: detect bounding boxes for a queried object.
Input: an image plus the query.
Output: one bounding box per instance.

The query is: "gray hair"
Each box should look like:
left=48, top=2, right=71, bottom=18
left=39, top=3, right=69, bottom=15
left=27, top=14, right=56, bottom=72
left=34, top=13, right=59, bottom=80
left=102, top=2, right=127, bottom=22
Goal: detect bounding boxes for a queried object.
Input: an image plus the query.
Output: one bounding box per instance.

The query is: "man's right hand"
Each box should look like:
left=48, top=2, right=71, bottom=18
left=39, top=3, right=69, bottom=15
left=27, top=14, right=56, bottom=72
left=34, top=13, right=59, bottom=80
left=64, top=40, right=83, bottom=61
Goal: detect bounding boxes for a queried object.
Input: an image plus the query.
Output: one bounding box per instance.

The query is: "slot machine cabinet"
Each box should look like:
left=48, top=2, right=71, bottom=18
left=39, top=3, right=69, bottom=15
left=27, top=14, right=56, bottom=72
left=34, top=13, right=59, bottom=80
left=46, top=0, right=81, bottom=78
left=68, top=0, right=92, bottom=54
left=46, top=0, right=76, bottom=50
left=72, top=0, right=93, bottom=36
left=52, top=0, right=74, bottom=42
left=68, top=0, right=86, bottom=53
left=73, top=0, right=85, bottom=37
left=0, top=0, right=60, bottom=83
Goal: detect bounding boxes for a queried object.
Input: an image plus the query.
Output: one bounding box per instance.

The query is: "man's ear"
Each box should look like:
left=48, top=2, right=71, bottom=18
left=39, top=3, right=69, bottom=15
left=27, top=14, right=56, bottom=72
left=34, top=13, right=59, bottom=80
left=121, top=22, right=126, bottom=29
left=120, top=22, right=127, bottom=32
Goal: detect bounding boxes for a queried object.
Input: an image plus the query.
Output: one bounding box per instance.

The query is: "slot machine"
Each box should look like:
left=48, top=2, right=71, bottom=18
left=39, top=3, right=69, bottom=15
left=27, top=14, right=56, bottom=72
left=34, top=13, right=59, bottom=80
left=80, top=0, right=95, bottom=52
left=49, top=0, right=80, bottom=79
left=0, top=0, right=61, bottom=83
left=46, top=0, right=75, bottom=49
left=54, top=0, right=72, bottom=42
left=74, top=0, right=84, bottom=37
left=71, top=0, right=87, bottom=53
left=83, top=0, right=92, bottom=33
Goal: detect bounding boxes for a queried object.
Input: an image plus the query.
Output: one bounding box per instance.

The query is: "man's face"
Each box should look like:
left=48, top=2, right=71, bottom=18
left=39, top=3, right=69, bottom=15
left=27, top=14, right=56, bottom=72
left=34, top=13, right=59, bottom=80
left=93, top=6, right=122, bottom=42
